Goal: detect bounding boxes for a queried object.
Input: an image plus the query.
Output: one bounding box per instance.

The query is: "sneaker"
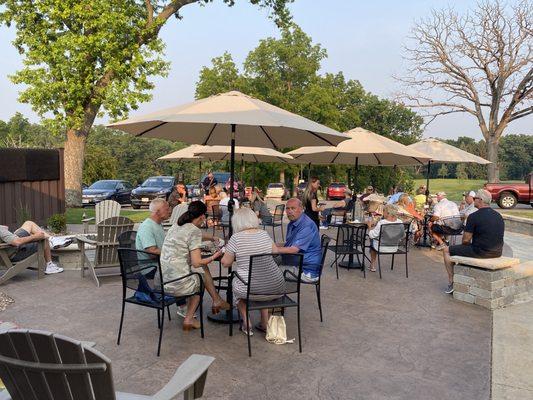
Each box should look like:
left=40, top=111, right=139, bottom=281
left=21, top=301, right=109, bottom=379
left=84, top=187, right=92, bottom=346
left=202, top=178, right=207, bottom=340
left=319, top=225, right=329, bottom=230
left=45, top=263, right=64, bottom=274
left=176, top=305, right=188, bottom=318
left=435, top=244, right=447, bottom=251
left=444, top=283, right=454, bottom=294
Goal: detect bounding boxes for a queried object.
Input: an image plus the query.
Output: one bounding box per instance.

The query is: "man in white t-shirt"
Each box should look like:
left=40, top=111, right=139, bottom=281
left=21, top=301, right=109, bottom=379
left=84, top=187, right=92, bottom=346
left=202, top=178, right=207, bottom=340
left=459, top=190, right=478, bottom=224
left=429, top=192, right=463, bottom=250
left=219, top=191, right=239, bottom=223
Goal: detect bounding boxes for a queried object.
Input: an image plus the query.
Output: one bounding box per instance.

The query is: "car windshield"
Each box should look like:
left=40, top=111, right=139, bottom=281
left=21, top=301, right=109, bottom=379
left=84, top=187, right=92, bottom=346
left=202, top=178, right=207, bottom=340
left=330, top=183, right=346, bottom=187
left=269, top=183, right=283, bottom=188
left=141, top=177, right=173, bottom=187
left=89, top=181, right=116, bottom=190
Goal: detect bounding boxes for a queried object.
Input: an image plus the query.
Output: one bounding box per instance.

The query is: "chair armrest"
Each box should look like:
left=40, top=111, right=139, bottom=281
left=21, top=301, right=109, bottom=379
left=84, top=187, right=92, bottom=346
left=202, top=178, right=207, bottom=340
left=152, top=354, right=215, bottom=400
left=0, top=243, right=14, bottom=250
left=283, top=269, right=299, bottom=281
left=231, top=271, right=248, bottom=285
left=81, top=217, right=95, bottom=223
left=76, top=236, right=97, bottom=246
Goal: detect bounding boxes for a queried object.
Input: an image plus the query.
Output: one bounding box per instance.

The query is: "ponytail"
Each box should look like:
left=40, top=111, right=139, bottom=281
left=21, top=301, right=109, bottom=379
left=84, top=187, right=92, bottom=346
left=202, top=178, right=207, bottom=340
left=178, top=200, right=207, bottom=226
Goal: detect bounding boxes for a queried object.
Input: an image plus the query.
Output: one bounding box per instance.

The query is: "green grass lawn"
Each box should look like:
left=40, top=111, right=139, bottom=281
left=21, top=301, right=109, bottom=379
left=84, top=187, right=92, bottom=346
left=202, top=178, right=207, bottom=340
left=66, top=208, right=150, bottom=224
left=413, top=179, right=486, bottom=201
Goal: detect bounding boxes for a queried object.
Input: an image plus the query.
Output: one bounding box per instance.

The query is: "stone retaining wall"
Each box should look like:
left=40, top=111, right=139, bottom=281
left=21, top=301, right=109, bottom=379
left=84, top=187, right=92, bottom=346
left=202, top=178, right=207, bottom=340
left=501, top=214, right=533, bottom=236
left=453, top=263, right=533, bottom=310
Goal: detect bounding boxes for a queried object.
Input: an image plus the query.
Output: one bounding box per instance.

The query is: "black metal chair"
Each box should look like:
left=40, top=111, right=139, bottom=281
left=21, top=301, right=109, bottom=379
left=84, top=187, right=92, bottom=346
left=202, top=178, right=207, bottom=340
left=116, top=248, right=205, bottom=356
left=117, top=230, right=137, bottom=249
left=328, top=224, right=367, bottom=279
left=209, top=204, right=223, bottom=236
left=285, top=235, right=330, bottom=322
left=372, top=223, right=409, bottom=279
left=229, top=253, right=304, bottom=357
left=262, top=204, right=285, bottom=242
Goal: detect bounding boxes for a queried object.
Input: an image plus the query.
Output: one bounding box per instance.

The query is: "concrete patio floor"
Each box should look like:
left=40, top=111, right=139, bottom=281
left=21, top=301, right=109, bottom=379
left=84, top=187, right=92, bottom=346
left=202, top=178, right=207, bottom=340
left=0, top=240, right=492, bottom=400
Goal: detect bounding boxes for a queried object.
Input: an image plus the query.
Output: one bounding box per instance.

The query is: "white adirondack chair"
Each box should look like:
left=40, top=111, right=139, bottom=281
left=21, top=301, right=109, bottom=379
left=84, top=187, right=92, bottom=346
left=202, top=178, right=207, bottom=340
left=0, top=239, right=46, bottom=285
left=77, top=216, right=134, bottom=287
left=0, top=329, right=215, bottom=400
left=82, top=200, right=122, bottom=234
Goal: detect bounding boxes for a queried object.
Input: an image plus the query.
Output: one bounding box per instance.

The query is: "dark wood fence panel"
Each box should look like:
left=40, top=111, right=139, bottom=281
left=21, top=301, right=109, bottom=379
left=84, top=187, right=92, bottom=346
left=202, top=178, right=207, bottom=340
left=0, top=148, right=65, bottom=231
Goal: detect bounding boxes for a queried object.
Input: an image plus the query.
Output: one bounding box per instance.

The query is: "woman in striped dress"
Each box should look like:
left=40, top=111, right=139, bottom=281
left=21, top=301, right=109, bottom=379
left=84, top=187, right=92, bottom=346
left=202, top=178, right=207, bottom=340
left=221, top=208, right=285, bottom=335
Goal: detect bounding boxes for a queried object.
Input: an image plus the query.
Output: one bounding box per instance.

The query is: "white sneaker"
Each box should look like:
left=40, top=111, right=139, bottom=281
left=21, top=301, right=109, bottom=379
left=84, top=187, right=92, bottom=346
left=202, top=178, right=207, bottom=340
left=45, top=263, right=64, bottom=274
left=176, top=305, right=187, bottom=318
left=319, top=225, right=329, bottom=230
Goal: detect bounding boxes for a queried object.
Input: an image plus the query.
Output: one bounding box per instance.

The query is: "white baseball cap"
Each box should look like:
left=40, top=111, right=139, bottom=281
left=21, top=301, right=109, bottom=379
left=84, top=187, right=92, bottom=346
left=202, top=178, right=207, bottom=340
left=464, top=190, right=476, bottom=198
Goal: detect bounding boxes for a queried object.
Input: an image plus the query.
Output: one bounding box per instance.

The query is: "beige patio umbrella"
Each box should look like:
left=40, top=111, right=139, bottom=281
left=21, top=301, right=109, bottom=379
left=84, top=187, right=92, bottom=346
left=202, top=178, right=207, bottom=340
left=193, top=145, right=293, bottom=191
left=109, top=91, right=348, bottom=235
left=157, top=144, right=204, bottom=162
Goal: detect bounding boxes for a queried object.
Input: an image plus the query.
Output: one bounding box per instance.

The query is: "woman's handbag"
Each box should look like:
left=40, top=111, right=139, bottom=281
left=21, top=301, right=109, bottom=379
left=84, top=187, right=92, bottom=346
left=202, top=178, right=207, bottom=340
left=265, top=315, right=294, bottom=345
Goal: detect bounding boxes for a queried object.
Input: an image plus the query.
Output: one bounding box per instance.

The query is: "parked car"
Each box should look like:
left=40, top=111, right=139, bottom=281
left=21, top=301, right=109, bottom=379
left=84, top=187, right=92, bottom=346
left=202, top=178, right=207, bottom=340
left=131, top=176, right=175, bottom=209
left=327, top=182, right=347, bottom=200
left=484, top=173, right=532, bottom=209
left=82, top=180, right=133, bottom=206
left=266, top=182, right=289, bottom=200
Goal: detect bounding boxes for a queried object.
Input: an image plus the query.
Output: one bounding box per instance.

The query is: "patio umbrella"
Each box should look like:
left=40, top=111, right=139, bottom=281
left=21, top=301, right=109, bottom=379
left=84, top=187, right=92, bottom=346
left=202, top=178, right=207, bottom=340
left=192, top=146, right=294, bottom=193
left=108, top=91, right=348, bottom=235
left=407, top=138, right=490, bottom=247
left=157, top=144, right=204, bottom=162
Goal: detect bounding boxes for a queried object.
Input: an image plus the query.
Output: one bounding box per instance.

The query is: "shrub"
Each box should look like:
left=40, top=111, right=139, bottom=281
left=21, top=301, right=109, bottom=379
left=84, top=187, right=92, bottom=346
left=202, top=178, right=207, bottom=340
left=47, top=214, right=66, bottom=234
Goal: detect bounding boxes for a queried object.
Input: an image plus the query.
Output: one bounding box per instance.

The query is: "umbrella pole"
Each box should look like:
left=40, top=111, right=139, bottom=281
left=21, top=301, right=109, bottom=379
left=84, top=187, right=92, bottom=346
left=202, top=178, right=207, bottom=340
left=419, top=160, right=432, bottom=247
left=307, top=162, right=311, bottom=181
left=229, top=124, right=236, bottom=238
left=352, top=157, right=359, bottom=220
left=251, top=162, right=256, bottom=193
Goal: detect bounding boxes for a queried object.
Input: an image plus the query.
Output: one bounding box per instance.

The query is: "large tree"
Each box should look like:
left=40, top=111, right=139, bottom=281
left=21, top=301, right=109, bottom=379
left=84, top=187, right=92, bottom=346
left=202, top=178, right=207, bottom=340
left=397, top=0, right=532, bottom=182
left=0, top=0, right=293, bottom=206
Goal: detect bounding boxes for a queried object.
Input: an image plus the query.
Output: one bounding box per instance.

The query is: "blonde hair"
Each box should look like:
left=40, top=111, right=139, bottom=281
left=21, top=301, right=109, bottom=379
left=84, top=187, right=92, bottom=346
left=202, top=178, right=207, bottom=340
left=383, top=204, right=399, bottom=218
left=231, top=207, right=260, bottom=233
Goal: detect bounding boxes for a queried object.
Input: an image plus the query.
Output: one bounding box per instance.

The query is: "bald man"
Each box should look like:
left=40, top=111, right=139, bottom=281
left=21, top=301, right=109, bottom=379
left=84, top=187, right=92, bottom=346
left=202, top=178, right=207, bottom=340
left=276, top=198, right=322, bottom=282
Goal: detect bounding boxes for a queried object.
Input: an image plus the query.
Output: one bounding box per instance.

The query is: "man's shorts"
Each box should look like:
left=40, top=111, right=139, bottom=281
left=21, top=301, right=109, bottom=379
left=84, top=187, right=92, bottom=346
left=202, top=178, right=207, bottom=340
left=10, top=229, right=38, bottom=262
left=449, top=244, right=501, bottom=258
left=432, top=224, right=463, bottom=236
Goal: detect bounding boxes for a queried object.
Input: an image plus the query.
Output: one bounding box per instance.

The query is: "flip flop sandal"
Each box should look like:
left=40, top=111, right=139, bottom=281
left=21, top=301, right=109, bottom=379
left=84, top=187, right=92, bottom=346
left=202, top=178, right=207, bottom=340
left=240, top=324, right=254, bottom=336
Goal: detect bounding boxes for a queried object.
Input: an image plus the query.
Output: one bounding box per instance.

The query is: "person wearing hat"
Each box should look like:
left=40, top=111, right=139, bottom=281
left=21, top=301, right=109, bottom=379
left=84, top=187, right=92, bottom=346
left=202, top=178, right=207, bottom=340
left=459, top=190, right=477, bottom=224
left=360, top=186, right=375, bottom=202
left=428, top=191, right=463, bottom=250
left=319, top=188, right=354, bottom=229
left=442, top=189, right=504, bottom=294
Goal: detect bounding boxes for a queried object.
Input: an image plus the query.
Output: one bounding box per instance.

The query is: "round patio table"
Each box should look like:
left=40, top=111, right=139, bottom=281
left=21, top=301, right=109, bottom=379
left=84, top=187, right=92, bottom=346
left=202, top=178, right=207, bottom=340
left=333, top=222, right=368, bottom=270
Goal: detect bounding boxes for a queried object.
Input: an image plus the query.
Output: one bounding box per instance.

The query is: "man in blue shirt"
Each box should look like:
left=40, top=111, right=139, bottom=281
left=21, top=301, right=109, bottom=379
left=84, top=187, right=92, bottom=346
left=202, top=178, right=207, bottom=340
left=276, top=198, right=322, bottom=282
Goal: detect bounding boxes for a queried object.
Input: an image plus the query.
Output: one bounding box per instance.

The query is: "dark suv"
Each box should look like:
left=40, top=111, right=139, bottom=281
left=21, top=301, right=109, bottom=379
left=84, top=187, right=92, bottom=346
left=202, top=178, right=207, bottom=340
left=82, top=180, right=133, bottom=206
left=131, top=176, right=175, bottom=209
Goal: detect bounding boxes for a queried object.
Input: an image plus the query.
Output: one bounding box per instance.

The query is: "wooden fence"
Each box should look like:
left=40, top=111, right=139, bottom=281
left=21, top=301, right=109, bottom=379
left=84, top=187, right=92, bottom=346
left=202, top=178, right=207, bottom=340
left=0, top=148, right=65, bottom=231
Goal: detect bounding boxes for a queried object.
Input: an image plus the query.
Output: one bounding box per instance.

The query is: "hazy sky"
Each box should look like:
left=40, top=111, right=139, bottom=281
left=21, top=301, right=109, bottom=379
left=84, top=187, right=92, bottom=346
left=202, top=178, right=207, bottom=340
left=0, top=0, right=531, bottom=140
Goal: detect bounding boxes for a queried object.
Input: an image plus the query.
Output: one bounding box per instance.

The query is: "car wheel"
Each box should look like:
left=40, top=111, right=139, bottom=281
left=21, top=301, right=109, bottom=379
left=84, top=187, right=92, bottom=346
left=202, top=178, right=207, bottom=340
left=498, top=192, right=517, bottom=209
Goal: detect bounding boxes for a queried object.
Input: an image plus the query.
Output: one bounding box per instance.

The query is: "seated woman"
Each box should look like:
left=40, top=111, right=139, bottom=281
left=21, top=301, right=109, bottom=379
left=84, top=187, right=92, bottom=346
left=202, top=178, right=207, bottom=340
left=221, top=208, right=285, bottom=336
left=397, top=193, right=423, bottom=244
left=366, top=204, right=404, bottom=272
left=250, top=188, right=273, bottom=223
left=160, top=201, right=230, bottom=330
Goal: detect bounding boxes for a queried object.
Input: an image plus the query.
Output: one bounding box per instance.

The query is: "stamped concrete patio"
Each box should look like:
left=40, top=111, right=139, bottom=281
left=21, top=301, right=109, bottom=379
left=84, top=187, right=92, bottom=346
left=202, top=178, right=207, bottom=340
left=0, top=237, right=493, bottom=400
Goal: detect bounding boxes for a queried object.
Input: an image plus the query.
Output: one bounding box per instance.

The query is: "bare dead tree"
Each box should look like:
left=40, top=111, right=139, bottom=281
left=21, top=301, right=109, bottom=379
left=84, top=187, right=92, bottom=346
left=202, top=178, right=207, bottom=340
left=396, top=0, right=532, bottom=182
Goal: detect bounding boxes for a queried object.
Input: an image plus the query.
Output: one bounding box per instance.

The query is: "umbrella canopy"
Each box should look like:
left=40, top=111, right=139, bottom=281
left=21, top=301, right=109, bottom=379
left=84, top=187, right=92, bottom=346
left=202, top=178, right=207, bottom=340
left=407, top=138, right=490, bottom=164
left=287, top=127, right=431, bottom=166
left=108, top=91, right=348, bottom=148
left=157, top=144, right=204, bottom=162
left=193, top=145, right=293, bottom=163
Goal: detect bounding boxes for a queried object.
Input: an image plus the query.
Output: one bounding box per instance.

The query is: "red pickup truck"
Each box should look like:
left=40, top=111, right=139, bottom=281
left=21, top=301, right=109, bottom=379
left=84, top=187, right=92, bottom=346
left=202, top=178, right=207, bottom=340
left=484, top=173, right=533, bottom=209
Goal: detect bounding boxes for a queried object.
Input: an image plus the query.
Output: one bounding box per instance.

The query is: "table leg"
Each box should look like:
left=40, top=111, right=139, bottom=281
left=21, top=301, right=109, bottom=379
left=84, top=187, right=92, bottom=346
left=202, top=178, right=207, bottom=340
left=207, top=266, right=239, bottom=324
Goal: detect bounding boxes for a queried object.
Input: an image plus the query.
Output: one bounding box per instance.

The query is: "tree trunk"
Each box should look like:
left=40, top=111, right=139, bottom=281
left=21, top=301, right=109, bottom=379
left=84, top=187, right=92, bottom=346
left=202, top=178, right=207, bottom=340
left=486, top=135, right=500, bottom=182
left=64, top=129, right=89, bottom=207
left=292, top=173, right=299, bottom=197
left=279, top=170, right=285, bottom=185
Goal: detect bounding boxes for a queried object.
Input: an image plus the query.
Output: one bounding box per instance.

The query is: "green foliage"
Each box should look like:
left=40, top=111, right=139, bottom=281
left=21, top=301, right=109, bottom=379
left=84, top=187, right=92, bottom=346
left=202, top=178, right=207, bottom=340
left=438, top=164, right=449, bottom=179
left=83, top=144, right=118, bottom=185
left=47, top=214, right=66, bottom=234
left=15, top=200, right=31, bottom=226
left=0, top=113, right=62, bottom=148
left=499, top=134, right=533, bottom=181
left=195, top=24, right=422, bottom=192
left=455, top=163, right=468, bottom=180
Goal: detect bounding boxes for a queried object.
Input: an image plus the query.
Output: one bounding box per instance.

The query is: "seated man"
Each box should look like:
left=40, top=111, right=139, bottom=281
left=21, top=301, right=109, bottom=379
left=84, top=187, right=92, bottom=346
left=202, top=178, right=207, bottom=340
left=387, top=186, right=405, bottom=204
left=442, top=189, right=504, bottom=294
left=136, top=198, right=170, bottom=256
left=429, top=191, right=463, bottom=251
left=459, top=190, right=477, bottom=225
left=0, top=220, right=63, bottom=274
left=276, top=198, right=322, bottom=282
left=320, top=189, right=354, bottom=229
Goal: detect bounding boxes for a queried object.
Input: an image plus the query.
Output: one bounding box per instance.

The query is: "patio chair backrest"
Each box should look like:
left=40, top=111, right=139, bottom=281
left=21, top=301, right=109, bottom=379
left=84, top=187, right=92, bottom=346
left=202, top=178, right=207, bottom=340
left=272, top=204, right=285, bottom=223
left=210, top=204, right=222, bottom=220
left=378, top=223, right=407, bottom=250
left=117, top=248, right=160, bottom=293
left=95, top=200, right=121, bottom=225
left=0, top=329, right=115, bottom=400
left=335, top=225, right=353, bottom=248
left=117, top=230, right=137, bottom=250
left=169, top=203, right=189, bottom=225
left=95, top=217, right=134, bottom=268
left=220, top=205, right=230, bottom=224
left=246, top=253, right=304, bottom=298
left=318, top=235, right=331, bottom=277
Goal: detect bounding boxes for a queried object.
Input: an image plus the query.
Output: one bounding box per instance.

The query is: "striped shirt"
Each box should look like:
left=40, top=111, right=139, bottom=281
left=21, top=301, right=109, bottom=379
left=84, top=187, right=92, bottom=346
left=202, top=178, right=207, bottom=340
left=226, top=229, right=285, bottom=300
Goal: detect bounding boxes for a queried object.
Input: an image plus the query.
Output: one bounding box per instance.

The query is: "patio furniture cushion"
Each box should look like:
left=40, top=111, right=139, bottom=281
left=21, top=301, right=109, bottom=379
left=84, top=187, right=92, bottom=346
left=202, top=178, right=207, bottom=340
left=450, top=256, right=520, bottom=270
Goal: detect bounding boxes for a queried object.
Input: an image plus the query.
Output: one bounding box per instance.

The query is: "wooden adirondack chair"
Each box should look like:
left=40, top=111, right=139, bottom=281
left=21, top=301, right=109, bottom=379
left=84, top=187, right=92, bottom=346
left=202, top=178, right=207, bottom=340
left=0, top=329, right=215, bottom=400
left=163, top=203, right=189, bottom=231
left=0, top=239, right=46, bottom=285
left=82, top=200, right=122, bottom=234
left=78, top=216, right=134, bottom=287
